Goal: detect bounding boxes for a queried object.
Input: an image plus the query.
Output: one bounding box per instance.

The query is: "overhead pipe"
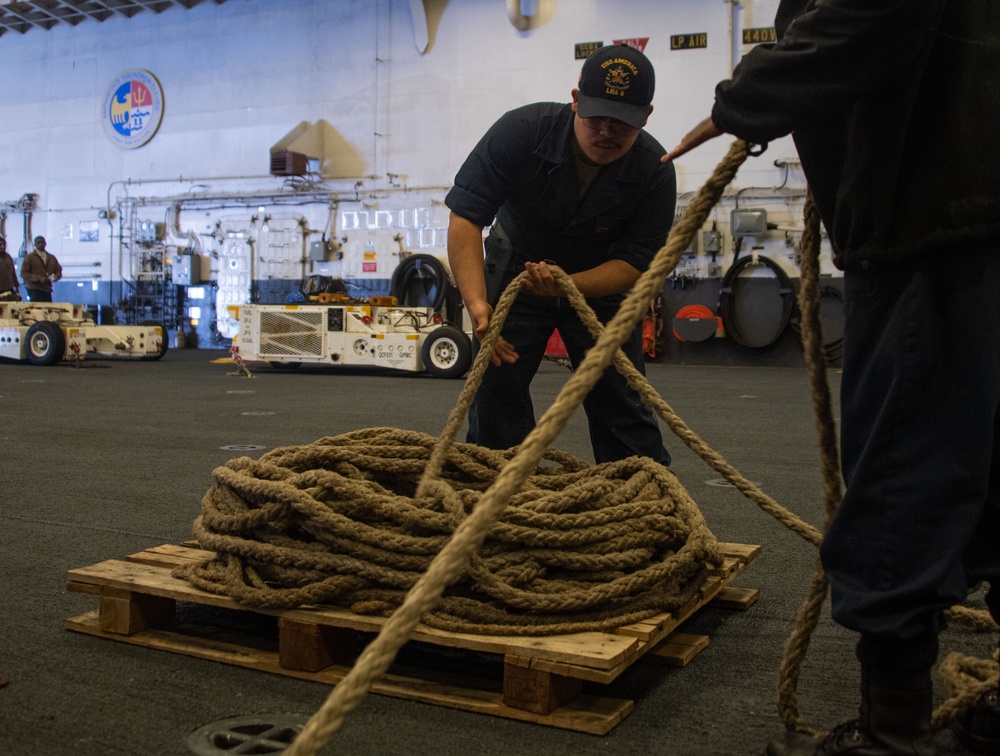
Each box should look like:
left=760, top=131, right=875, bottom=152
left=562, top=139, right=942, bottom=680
left=21, top=210, right=32, bottom=258
left=165, top=203, right=204, bottom=255
left=727, top=0, right=744, bottom=76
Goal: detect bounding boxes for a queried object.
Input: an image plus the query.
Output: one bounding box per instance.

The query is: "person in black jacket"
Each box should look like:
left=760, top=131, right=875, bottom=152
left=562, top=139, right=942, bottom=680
left=665, top=1, right=1000, bottom=754
left=446, top=44, right=675, bottom=466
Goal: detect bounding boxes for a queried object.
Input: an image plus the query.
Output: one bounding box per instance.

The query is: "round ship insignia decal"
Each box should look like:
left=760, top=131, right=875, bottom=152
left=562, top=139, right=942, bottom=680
left=101, top=69, right=164, bottom=149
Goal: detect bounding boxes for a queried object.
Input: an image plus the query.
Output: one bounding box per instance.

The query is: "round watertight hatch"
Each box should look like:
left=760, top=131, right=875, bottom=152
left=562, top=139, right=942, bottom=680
left=220, top=444, right=266, bottom=451
left=186, top=715, right=306, bottom=755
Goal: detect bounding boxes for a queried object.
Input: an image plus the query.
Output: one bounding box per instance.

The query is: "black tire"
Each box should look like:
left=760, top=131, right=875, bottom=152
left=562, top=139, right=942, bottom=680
left=25, top=321, right=65, bottom=366
left=138, top=321, right=168, bottom=360
left=421, top=326, right=471, bottom=379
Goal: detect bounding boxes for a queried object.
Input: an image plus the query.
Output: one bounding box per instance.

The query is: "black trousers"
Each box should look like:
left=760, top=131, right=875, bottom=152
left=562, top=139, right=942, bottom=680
left=26, top=289, right=52, bottom=302
left=466, top=232, right=670, bottom=467
left=822, top=247, right=1000, bottom=640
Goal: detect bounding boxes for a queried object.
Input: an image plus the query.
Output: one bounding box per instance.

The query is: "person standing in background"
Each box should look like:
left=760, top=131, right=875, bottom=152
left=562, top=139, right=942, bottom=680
left=0, top=237, right=20, bottom=301
left=20, top=236, right=61, bottom=302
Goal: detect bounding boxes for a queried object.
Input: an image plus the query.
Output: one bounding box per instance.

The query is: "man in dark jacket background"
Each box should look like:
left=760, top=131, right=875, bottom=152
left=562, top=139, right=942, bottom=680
left=664, top=1, right=1000, bottom=754
left=20, top=236, right=61, bottom=302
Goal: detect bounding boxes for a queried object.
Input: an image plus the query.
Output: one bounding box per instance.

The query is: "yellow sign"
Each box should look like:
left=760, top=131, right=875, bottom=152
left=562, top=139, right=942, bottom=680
left=670, top=33, right=707, bottom=50
left=743, top=27, right=777, bottom=44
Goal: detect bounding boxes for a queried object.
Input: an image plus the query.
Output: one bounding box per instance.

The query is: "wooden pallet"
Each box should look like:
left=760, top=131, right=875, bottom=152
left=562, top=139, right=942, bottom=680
left=65, top=542, right=760, bottom=735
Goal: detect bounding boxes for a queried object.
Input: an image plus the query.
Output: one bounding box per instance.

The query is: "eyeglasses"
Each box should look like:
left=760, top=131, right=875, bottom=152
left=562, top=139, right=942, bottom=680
left=580, top=116, right=640, bottom=137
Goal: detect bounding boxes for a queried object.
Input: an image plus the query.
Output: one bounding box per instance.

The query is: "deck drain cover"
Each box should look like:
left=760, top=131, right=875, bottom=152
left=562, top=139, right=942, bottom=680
left=220, top=444, right=266, bottom=451
left=187, top=715, right=306, bottom=755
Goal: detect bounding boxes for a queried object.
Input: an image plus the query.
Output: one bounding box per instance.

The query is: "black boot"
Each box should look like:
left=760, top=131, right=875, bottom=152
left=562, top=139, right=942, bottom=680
left=764, top=668, right=937, bottom=755
left=955, top=643, right=1000, bottom=755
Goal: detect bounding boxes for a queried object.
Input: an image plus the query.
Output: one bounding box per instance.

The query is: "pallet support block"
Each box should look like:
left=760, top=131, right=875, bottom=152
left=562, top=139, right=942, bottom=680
left=503, top=656, right=583, bottom=714
left=278, top=618, right=358, bottom=672
left=711, top=585, right=760, bottom=610
left=99, top=587, right=176, bottom=635
left=645, top=632, right=711, bottom=667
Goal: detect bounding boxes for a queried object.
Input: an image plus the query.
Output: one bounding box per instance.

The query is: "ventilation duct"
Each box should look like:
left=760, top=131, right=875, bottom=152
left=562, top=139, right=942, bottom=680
left=269, top=151, right=309, bottom=177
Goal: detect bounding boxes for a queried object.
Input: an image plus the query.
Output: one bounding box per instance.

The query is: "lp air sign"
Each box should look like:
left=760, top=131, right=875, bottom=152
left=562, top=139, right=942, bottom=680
left=101, top=69, right=164, bottom=149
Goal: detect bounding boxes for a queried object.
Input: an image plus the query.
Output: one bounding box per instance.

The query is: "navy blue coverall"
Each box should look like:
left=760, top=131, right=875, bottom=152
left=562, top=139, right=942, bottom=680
left=445, top=102, right=676, bottom=465
left=711, top=0, right=1000, bottom=667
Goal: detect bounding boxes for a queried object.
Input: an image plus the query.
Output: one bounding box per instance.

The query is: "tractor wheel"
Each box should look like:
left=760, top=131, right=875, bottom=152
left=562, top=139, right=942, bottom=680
left=25, top=321, right=66, bottom=366
left=139, top=321, right=168, bottom=360
left=421, top=326, right=471, bottom=379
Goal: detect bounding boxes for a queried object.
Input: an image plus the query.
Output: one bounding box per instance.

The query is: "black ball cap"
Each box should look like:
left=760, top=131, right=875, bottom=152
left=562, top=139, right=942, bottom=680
left=577, top=44, right=655, bottom=130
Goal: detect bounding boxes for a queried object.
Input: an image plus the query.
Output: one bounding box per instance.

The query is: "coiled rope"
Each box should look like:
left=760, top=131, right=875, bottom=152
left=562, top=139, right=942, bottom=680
left=175, top=427, right=721, bottom=635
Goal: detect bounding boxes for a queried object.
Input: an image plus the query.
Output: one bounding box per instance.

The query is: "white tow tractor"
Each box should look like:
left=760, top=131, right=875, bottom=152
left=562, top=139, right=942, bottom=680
left=232, top=296, right=473, bottom=379
left=0, top=301, right=167, bottom=365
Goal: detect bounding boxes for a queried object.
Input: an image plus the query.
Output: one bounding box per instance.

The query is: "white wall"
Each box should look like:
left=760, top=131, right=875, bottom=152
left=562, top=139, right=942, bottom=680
left=0, top=0, right=828, bottom=328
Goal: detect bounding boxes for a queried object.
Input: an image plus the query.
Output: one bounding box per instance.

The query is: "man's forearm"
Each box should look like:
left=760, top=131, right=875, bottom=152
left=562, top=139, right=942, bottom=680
left=447, top=212, right=487, bottom=306
left=570, top=259, right=642, bottom=298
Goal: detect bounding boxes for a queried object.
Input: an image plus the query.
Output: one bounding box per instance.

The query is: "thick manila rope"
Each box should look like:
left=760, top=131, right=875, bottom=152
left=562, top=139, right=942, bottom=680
left=774, top=191, right=842, bottom=736
left=283, top=140, right=751, bottom=756
left=180, top=430, right=719, bottom=635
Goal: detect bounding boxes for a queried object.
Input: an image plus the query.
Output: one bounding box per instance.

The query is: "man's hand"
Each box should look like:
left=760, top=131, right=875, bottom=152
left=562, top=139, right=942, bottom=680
left=466, top=298, right=519, bottom=366
left=520, top=261, right=564, bottom=298
left=490, top=335, right=519, bottom=366
left=661, top=116, right=724, bottom=163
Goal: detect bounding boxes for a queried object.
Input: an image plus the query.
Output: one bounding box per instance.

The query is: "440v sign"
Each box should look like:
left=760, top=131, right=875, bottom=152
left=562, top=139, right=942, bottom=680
left=101, top=69, right=164, bottom=149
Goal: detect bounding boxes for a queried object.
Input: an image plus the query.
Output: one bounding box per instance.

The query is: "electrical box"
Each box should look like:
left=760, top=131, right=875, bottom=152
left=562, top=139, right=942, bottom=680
left=702, top=229, right=721, bottom=253
left=137, top=220, right=161, bottom=242
left=730, top=208, right=769, bottom=237
left=309, top=240, right=339, bottom=262
left=173, top=254, right=202, bottom=285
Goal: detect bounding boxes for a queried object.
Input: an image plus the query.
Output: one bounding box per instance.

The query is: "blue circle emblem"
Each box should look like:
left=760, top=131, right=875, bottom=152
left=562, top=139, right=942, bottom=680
left=101, top=69, right=164, bottom=149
